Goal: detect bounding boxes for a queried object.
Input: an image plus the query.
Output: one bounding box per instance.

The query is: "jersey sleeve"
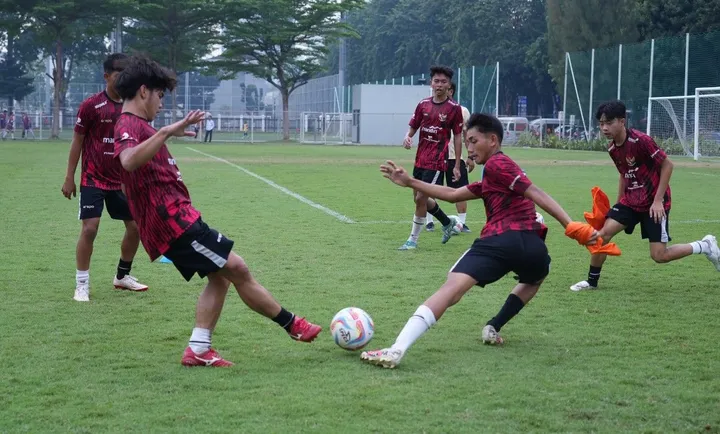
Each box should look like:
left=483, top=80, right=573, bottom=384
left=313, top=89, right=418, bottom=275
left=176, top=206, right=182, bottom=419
left=466, top=180, right=483, bottom=196
left=640, top=135, right=667, bottom=165
left=451, top=104, right=464, bottom=136
left=485, top=156, right=532, bottom=194
left=113, top=120, right=141, bottom=158
left=408, top=102, right=423, bottom=130
left=74, top=100, right=94, bottom=135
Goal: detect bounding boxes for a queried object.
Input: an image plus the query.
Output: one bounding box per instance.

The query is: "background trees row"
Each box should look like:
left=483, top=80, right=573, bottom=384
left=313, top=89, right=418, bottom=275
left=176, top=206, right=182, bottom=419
left=1, top=0, right=719, bottom=139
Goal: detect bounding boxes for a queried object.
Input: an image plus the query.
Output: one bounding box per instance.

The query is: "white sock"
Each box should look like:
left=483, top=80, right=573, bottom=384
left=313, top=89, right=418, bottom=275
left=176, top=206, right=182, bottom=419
left=391, top=305, right=437, bottom=354
left=189, top=327, right=212, bottom=354
left=410, top=217, right=426, bottom=243
left=458, top=213, right=467, bottom=225
left=691, top=240, right=708, bottom=255
left=426, top=214, right=434, bottom=225
left=76, top=270, right=89, bottom=286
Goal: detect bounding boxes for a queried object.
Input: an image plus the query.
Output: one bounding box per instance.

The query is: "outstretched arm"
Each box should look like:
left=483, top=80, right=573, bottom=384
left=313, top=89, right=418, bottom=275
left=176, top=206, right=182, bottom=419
left=380, top=160, right=479, bottom=203
left=523, top=184, right=573, bottom=228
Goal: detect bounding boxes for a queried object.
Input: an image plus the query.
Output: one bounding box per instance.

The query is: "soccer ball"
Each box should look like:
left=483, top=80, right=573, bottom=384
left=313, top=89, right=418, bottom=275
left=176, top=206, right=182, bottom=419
left=447, top=215, right=464, bottom=234
left=330, top=307, right=375, bottom=351
left=535, top=212, right=544, bottom=224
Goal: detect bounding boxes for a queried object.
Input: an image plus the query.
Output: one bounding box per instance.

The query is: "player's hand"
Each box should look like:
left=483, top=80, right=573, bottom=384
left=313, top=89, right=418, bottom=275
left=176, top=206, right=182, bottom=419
left=403, top=135, right=412, bottom=149
left=466, top=158, right=475, bottom=173
left=585, top=230, right=600, bottom=245
left=452, top=165, right=461, bottom=182
left=380, top=160, right=412, bottom=187
left=165, top=110, right=206, bottom=138
left=61, top=178, right=76, bottom=199
left=649, top=200, right=665, bottom=224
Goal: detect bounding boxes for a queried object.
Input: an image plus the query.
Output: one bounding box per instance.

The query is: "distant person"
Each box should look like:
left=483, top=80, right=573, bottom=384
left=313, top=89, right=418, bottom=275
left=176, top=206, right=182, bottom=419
left=22, top=113, right=35, bottom=139
left=204, top=114, right=215, bottom=142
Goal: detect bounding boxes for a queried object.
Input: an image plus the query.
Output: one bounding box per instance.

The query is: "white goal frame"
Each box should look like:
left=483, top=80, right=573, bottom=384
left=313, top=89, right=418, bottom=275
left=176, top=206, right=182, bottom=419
left=648, top=86, right=720, bottom=160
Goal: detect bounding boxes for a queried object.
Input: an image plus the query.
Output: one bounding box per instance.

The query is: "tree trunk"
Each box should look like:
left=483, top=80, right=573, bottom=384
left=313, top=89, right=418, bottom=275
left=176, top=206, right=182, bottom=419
left=282, top=89, right=290, bottom=141
left=6, top=37, right=14, bottom=111
left=51, top=39, right=63, bottom=139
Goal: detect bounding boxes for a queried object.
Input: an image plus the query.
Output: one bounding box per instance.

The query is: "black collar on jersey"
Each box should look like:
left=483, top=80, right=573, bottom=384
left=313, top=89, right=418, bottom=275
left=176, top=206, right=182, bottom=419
left=103, top=90, right=123, bottom=105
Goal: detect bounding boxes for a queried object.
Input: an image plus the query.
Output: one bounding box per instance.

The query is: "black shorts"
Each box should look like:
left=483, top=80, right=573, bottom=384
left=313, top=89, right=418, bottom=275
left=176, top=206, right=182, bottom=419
left=607, top=203, right=671, bottom=243
left=412, top=166, right=444, bottom=185
left=163, top=218, right=235, bottom=281
left=78, top=186, right=133, bottom=220
left=451, top=231, right=551, bottom=287
left=445, top=159, right=469, bottom=188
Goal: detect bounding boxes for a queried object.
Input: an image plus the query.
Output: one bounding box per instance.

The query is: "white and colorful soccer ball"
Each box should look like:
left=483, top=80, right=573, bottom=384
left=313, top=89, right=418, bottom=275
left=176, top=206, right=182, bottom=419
left=330, top=307, right=375, bottom=351
left=447, top=215, right=464, bottom=233
left=535, top=212, right=545, bottom=224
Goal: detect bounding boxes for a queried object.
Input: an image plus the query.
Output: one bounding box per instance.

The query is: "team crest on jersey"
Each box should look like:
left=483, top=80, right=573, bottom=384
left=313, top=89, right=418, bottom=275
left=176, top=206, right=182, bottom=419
left=626, top=156, right=636, bottom=167
left=438, top=113, right=447, bottom=122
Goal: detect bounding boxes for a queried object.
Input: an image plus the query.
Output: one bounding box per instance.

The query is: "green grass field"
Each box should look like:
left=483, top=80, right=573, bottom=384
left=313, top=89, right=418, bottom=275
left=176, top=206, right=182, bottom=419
left=1, top=140, right=720, bottom=433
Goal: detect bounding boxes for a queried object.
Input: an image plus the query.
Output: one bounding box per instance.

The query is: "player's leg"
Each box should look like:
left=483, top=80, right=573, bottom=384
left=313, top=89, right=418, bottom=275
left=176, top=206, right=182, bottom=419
left=181, top=272, right=234, bottom=367
left=399, top=168, right=430, bottom=250
left=362, top=239, right=510, bottom=368
left=74, top=187, right=105, bottom=301
left=106, top=190, right=148, bottom=291
left=218, top=252, right=322, bottom=341
left=449, top=159, right=470, bottom=232
left=571, top=205, right=631, bottom=292
left=641, top=211, right=720, bottom=269
left=422, top=168, right=459, bottom=244
left=483, top=232, right=550, bottom=344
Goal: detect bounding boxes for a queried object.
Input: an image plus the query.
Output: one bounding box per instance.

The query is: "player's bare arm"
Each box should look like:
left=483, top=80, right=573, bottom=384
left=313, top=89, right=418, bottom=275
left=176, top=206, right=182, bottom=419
left=403, top=127, right=417, bottom=149
left=523, top=184, right=573, bottom=229
left=452, top=133, right=462, bottom=181
left=650, top=158, right=674, bottom=223
left=62, top=132, right=84, bottom=199
left=380, top=160, right=477, bottom=203
left=119, top=110, right=204, bottom=172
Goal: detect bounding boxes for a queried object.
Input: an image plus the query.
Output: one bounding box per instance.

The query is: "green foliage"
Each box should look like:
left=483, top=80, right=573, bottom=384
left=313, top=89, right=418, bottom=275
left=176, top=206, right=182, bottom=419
left=214, top=0, right=364, bottom=139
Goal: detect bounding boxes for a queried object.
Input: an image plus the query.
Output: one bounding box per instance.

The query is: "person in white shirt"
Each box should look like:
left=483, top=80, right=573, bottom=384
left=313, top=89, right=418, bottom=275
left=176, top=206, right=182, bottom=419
left=426, top=82, right=474, bottom=233
left=204, top=114, right=215, bottom=142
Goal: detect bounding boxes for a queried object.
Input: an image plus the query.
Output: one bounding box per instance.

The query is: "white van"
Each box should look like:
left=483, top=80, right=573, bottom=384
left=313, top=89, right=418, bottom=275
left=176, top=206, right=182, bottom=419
left=498, top=116, right=529, bottom=144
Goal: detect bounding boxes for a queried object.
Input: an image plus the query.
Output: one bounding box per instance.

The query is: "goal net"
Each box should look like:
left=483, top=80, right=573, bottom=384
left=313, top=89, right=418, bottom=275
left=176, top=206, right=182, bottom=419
left=649, top=87, right=720, bottom=159
left=300, top=112, right=352, bottom=144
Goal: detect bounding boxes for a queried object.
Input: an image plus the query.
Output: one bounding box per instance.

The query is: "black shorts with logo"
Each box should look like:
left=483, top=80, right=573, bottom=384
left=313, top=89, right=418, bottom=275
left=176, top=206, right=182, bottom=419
left=78, top=185, right=133, bottom=220
left=413, top=166, right=444, bottom=185
left=451, top=231, right=551, bottom=287
left=162, top=218, right=235, bottom=281
left=445, top=159, right=469, bottom=188
left=607, top=203, right=671, bottom=243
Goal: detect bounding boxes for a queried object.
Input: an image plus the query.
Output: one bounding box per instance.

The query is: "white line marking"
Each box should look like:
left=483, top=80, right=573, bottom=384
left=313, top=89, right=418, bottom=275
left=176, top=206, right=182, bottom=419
left=186, top=147, right=356, bottom=223
left=357, top=219, right=720, bottom=225
left=689, top=172, right=719, bottom=177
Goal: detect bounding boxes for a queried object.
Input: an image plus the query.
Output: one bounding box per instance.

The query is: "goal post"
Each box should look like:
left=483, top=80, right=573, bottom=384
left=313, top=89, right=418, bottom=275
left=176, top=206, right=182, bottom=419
left=299, top=111, right=352, bottom=144
left=648, top=87, right=720, bottom=160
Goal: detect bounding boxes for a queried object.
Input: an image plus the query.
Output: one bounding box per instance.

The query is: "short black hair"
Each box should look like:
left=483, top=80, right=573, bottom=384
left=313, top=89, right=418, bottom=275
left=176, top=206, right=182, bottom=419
left=103, top=53, right=129, bottom=74
left=449, top=81, right=456, bottom=95
left=114, top=55, right=177, bottom=100
left=430, top=65, right=453, bottom=80
left=595, top=100, right=626, bottom=121
left=466, top=113, right=504, bottom=144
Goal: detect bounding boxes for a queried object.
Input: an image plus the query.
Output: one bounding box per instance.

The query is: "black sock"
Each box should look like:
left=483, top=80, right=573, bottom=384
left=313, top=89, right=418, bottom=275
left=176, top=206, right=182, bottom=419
left=272, top=308, right=295, bottom=332
left=587, top=265, right=602, bottom=287
left=117, top=259, right=132, bottom=279
left=427, top=202, right=451, bottom=226
left=487, top=294, right=525, bottom=332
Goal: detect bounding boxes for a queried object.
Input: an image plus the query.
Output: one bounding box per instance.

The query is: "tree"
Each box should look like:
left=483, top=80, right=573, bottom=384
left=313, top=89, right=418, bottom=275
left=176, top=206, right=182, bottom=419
left=125, top=0, right=220, bottom=121
left=0, top=0, right=128, bottom=138
left=0, top=12, right=38, bottom=109
left=214, top=0, right=365, bottom=140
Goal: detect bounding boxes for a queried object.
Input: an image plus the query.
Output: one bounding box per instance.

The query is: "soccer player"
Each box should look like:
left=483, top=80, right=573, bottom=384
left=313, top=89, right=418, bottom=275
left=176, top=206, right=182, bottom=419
left=426, top=81, right=473, bottom=233
left=362, top=113, right=588, bottom=369
left=0, top=110, right=6, bottom=138
left=112, top=55, right=322, bottom=367
left=61, top=53, right=148, bottom=302
left=570, top=100, right=720, bottom=292
left=3, top=111, right=15, bottom=140
left=399, top=65, right=465, bottom=250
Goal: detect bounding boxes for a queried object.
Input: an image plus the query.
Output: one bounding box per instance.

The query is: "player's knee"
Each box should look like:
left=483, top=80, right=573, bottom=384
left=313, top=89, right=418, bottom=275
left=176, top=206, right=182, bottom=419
left=650, top=249, right=670, bottom=263
left=224, top=254, right=251, bottom=280
left=80, top=222, right=99, bottom=240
